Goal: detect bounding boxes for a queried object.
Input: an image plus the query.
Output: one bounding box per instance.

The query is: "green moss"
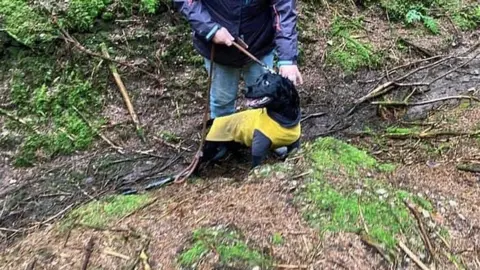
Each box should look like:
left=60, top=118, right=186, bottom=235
left=62, top=194, right=151, bottom=229
left=60, top=0, right=111, bottom=31
left=327, top=16, right=382, bottom=72
left=309, top=137, right=379, bottom=176
left=0, top=0, right=56, bottom=46
left=271, top=232, right=284, bottom=246
left=6, top=54, right=106, bottom=167
left=299, top=137, right=433, bottom=251
left=178, top=227, right=272, bottom=269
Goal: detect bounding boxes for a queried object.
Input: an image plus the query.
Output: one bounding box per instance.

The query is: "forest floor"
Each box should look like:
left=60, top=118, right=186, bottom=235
left=1, top=0, right=480, bottom=269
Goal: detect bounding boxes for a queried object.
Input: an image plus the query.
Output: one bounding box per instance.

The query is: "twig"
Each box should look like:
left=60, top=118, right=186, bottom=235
left=398, top=240, right=431, bottom=270
left=371, top=95, right=480, bottom=107
left=54, top=22, right=162, bottom=85
left=360, top=235, right=393, bottom=265
left=25, top=258, right=36, bottom=270
left=140, top=249, right=152, bottom=270
left=301, top=112, right=326, bottom=122
left=38, top=203, right=74, bottom=226
left=72, top=106, right=124, bottom=153
left=116, top=198, right=159, bottom=225
left=153, top=136, right=193, bottom=152
left=358, top=201, right=369, bottom=235
left=82, top=236, right=95, bottom=270
left=404, top=200, right=436, bottom=264
left=100, top=43, right=144, bottom=141
left=0, top=108, right=40, bottom=134
left=103, top=248, right=130, bottom=260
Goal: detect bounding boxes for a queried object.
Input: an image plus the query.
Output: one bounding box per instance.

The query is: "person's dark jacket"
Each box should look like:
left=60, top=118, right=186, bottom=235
left=173, top=0, right=299, bottom=68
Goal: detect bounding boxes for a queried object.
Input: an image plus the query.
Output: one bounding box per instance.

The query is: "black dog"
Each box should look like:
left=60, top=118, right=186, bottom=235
left=194, top=72, right=302, bottom=173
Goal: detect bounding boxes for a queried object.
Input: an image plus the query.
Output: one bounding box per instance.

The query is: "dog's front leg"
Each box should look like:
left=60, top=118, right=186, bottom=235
left=251, top=130, right=272, bottom=169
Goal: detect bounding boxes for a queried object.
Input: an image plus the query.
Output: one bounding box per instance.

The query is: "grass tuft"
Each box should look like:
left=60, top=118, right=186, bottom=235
left=178, top=226, right=272, bottom=269
left=61, top=194, right=151, bottom=229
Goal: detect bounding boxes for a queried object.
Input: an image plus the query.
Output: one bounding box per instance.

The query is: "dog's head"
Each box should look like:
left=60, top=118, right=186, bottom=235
left=243, top=72, right=299, bottom=111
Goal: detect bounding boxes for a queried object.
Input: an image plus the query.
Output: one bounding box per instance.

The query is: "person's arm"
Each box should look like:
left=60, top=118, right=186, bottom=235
left=271, top=0, right=303, bottom=84
left=173, top=0, right=220, bottom=41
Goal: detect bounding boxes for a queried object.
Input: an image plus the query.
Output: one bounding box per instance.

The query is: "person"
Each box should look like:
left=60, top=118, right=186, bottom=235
left=173, top=0, right=303, bottom=120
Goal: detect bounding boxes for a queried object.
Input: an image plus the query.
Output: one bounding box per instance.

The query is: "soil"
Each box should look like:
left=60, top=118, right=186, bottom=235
left=1, top=2, right=480, bottom=270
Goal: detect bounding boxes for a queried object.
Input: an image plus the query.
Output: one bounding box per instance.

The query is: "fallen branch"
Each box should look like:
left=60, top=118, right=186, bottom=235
left=347, top=41, right=480, bottom=115
left=398, top=241, right=431, bottom=270
left=100, top=43, right=144, bottom=141
left=82, top=236, right=95, bottom=270
left=371, top=95, right=480, bottom=107
left=53, top=20, right=162, bottom=86
left=404, top=200, right=436, bottom=264
left=384, top=130, right=480, bottom=140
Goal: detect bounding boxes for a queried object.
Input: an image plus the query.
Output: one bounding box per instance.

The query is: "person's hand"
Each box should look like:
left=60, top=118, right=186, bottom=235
left=212, top=27, right=234, bottom=46
left=279, top=65, right=303, bottom=85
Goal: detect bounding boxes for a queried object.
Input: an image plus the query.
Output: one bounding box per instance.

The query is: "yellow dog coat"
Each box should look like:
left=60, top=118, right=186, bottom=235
left=206, top=108, right=301, bottom=149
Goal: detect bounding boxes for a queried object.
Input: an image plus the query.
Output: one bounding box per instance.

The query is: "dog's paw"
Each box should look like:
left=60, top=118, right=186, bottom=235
left=272, top=146, right=288, bottom=160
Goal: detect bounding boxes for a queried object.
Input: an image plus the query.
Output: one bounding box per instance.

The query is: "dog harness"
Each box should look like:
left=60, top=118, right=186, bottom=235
left=206, top=108, right=301, bottom=149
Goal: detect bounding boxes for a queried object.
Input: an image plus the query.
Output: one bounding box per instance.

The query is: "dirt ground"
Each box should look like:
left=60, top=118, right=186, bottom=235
left=1, top=2, right=480, bottom=270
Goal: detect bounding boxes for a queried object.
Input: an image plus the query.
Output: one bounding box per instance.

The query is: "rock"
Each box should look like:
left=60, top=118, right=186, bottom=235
left=252, top=266, right=261, bottom=270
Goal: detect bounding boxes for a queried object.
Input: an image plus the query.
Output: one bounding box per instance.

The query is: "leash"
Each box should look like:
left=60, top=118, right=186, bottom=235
left=173, top=45, right=216, bottom=184
left=173, top=38, right=273, bottom=184
left=231, top=40, right=276, bottom=73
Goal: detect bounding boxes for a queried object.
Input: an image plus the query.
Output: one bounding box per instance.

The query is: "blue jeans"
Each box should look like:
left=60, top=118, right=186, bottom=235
left=204, top=51, right=274, bottom=119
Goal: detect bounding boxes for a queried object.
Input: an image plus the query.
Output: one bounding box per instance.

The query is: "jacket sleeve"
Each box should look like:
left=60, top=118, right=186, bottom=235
left=173, top=0, right=220, bottom=41
left=271, top=0, right=299, bottom=66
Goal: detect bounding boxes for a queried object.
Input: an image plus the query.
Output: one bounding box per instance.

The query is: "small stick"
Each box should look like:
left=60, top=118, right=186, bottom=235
left=371, top=95, right=480, bottom=107
left=404, top=200, right=436, bottom=264
left=72, top=106, right=124, bottom=152
left=39, top=203, right=74, bottom=226
left=358, top=200, right=369, bottom=235
left=398, top=240, right=431, bottom=270
left=81, top=236, right=95, bottom=270
left=103, top=248, right=130, bottom=260
left=100, top=43, right=144, bottom=141
left=301, top=112, right=326, bottom=122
